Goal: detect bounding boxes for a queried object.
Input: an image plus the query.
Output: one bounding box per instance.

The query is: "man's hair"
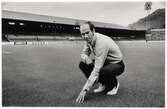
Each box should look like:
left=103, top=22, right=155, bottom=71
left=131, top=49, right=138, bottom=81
left=84, top=21, right=95, bottom=31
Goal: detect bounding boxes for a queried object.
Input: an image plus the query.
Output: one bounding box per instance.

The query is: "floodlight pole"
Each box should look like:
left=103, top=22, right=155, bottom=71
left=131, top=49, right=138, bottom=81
left=144, top=2, right=152, bottom=47
left=145, top=2, right=152, bottom=30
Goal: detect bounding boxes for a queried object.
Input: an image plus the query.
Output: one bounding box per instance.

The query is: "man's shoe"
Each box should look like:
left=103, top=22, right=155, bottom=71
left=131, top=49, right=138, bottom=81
left=93, top=83, right=105, bottom=93
left=107, top=82, right=119, bottom=95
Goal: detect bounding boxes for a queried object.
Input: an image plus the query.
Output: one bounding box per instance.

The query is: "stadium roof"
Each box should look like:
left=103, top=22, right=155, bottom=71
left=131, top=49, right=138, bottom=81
left=2, top=10, right=130, bottom=30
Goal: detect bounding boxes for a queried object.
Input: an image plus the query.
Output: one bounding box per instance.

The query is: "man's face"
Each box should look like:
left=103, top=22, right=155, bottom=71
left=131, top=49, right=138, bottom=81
left=80, top=24, right=94, bottom=43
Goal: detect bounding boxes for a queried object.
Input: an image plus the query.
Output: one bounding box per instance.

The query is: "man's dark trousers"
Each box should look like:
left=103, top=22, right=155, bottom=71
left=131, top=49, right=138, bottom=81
left=79, top=60, right=125, bottom=91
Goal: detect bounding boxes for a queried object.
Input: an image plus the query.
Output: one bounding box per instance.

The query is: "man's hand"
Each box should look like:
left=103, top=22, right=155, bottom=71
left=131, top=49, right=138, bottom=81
left=81, top=54, right=92, bottom=65
left=81, top=54, right=88, bottom=63
left=76, top=90, right=87, bottom=103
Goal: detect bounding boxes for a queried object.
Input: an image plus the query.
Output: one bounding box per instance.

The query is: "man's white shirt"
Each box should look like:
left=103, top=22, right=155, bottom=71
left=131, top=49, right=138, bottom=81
left=81, top=32, right=123, bottom=91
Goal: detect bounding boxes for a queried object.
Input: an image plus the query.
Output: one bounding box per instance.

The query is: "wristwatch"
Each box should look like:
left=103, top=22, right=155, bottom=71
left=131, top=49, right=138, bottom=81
left=83, top=89, right=88, bottom=92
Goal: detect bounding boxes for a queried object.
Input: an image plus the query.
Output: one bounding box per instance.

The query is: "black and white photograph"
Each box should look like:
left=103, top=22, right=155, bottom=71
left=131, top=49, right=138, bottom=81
left=1, top=0, right=165, bottom=107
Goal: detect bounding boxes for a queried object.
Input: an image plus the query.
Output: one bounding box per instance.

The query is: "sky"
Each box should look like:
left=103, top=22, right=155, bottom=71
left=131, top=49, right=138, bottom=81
left=1, top=1, right=166, bottom=27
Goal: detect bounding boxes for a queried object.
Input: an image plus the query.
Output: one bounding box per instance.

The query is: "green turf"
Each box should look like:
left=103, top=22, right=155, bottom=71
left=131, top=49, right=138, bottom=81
left=2, top=41, right=165, bottom=107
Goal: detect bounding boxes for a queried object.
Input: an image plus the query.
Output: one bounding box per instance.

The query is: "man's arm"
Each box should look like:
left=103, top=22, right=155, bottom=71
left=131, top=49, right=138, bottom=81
left=76, top=71, right=99, bottom=103
left=82, top=43, right=109, bottom=91
left=80, top=43, right=92, bottom=64
left=76, top=43, right=109, bottom=103
left=81, top=42, right=91, bottom=56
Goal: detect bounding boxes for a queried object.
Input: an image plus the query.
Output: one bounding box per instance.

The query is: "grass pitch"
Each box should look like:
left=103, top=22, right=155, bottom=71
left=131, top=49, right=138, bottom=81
left=2, top=41, right=165, bottom=107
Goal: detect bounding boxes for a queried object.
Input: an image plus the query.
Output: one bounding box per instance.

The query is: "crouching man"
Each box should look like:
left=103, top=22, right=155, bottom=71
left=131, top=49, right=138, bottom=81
left=76, top=21, right=125, bottom=103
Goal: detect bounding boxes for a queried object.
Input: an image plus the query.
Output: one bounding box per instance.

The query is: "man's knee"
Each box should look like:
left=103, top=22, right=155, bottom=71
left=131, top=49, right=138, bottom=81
left=100, top=67, right=111, bottom=75
left=100, top=63, right=125, bottom=76
left=79, top=61, right=86, bottom=70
